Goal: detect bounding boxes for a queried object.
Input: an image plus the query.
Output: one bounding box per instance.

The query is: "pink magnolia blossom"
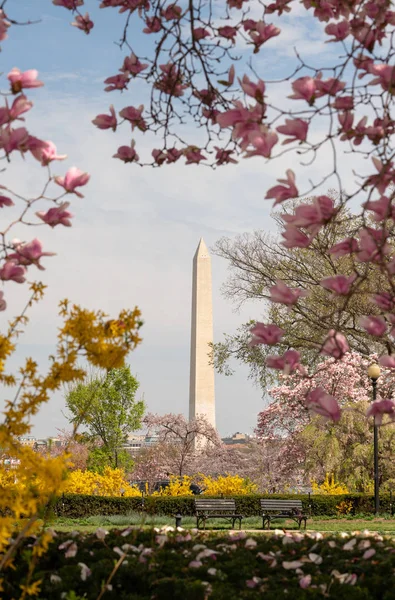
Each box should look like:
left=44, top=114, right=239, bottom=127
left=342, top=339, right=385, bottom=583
left=92, top=105, right=117, bottom=131
left=352, top=116, right=368, bottom=146
left=216, top=101, right=260, bottom=129
left=270, top=279, right=307, bottom=306
left=266, top=350, right=303, bottom=375
left=373, top=293, right=394, bottom=311
left=0, top=195, right=14, bottom=208
left=369, top=64, right=395, bottom=93
left=227, top=0, right=248, bottom=8
left=359, top=316, right=387, bottom=337
left=8, top=238, right=56, bottom=270
left=281, top=224, right=311, bottom=248
left=202, top=107, right=220, bottom=123
left=119, top=105, right=147, bottom=131
left=266, top=0, right=292, bottom=14
left=249, top=322, right=284, bottom=346
left=166, top=148, right=182, bottom=163
left=379, top=355, right=395, bottom=368
left=276, top=118, right=308, bottom=144
left=243, top=19, right=257, bottom=32
left=338, top=110, right=354, bottom=140
left=117, top=0, right=150, bottom=14
left=218, top=26, right=238, bottom=41
left=245, top=126, right=278, bottom=158
left=357, top=227, right=390, bottom=262
left=120, top=53, right=148, bottom=76
left=321, top=330, right=349, bottom=359
left=329, top=237, right=358, bottom=258
left=104, top=73, right=130, bottom=92
left=0, top=260, right=26, bottom=283
left=55, top=167, right=90, bottom=197
left=325, top=20, right=350, bottom=41
left=354, top=53, right=374, bottom=78
left=332, top=96, right=354, bottom=110
left=221, top=65, right=235, bottom=87
left=29, top=138, right=67, bottom=166
left=113, top=140, right=139, bottom=163
left=265, top=170, right=298, bottom=205
left=184, top=146, right=206, bottom=165
left=364, top=157, right=394, bottom=195
left=53, top=0, right=84, bottom=7
left=161, top=4, right=182, bottom=20
left=152, top=149, right=167, bottom=165
left=143, top=16, right=162, bottom=34
left=320, top=274, right=356, bottom=295
left=363, top=195, right=392, bottom=221
left=289, top=76, right=316, bottom=103
left=281, top=195, right=336, bottom=228
left=193, top=88, right=217, bottom=105
left=214, top=147, right=237, bottom=165
left=305, top=387, right=341, bottom=422
left=154, top=64, right=188, bottom=97
left=0, top=10, right=10, bottom=42
left=249, top=22, right=280, bottom=52
left=239, top=75, right=265, bottom=102
left=36, top=202, right=73, bottom=227
left=366, top=399, right=395, bottom=425
left=193, top=27, right=210, bottom=41
left=0, top=95, right=33, bottom=126
left=71, top=13, right=94, bottom=34
left=315, top=76, right=346, bottom=96
left=0, top=127, right=29, bottom=155
left=0, top=291, right=6, bottom=311
left=7, top=68, right=43, bottom=94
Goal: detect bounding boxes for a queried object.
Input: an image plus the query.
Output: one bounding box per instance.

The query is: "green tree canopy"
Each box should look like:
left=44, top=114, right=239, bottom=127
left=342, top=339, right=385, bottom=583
left=213, top=197, right=392, bottom=390
left=65, top=366, right=145, bottom=471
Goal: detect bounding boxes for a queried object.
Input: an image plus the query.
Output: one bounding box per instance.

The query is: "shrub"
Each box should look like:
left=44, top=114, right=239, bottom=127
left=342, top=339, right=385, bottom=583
left=198, top=474, right=258, bottom=496
left=312, top=474, right=349, bottom=495
left=152, top=476, right=194, bottom=496
left=4, top=528, right=395, bottom=599
left=54, top=493, right=394, bottom=519
left=62, top=467, right=141, bottom=497
left=336, top=500, right=354, bottom=516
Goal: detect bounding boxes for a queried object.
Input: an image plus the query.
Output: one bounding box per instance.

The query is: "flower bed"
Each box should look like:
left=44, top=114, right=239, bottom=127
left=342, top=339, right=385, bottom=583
left=5, top=527, right=395, bottom=599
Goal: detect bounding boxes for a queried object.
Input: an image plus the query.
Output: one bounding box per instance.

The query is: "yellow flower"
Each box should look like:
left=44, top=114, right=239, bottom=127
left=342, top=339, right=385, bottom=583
left=20, top=579, right=42, bottom=597
left=311, top=473, right=349, bottom=495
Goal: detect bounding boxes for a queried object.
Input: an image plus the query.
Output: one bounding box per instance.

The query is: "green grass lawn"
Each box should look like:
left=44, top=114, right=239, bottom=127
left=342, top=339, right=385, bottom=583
left=50, top=512, right=395, bottom=534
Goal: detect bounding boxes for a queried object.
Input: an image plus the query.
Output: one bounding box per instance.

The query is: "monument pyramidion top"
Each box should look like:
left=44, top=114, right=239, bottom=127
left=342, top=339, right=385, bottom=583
left=194, top=237, right=210, bottom=260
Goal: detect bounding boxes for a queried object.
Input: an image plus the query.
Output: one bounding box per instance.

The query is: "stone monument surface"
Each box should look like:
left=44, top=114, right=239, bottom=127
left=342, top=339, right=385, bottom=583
left=189, top=238, right=216, bottom=428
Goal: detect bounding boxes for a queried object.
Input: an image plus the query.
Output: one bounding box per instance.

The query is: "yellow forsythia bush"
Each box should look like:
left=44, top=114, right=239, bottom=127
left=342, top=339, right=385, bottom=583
left=199, top=474, right=257, bottom=496
left=152, top=475, right=193, bottom=496
left=311, top=473, right=349, bottom=495
left=62, top=467, right=141, bottom=497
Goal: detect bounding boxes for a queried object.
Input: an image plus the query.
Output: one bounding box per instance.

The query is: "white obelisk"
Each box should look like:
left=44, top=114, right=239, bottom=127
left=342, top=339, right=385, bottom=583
left=189, top=238, right=216, bottom=428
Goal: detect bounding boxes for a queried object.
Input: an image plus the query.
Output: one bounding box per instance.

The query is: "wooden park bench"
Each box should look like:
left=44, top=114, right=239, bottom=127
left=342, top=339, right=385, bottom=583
left=195, top=498, right=243, bottom=530
left=260, top=499, right=308, bottom=530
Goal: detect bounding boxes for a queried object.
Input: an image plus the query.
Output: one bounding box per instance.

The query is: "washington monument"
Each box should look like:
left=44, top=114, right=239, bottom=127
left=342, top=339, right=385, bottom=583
left=189, top=238, right=216, bottom=428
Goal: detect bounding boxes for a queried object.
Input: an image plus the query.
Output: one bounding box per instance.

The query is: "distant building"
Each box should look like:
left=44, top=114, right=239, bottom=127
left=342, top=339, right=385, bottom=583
left=122, top=433, right=160, bottom=455
left=18, top=436, right=36, bottom=447
left=221, top=432, right=253, bottom=446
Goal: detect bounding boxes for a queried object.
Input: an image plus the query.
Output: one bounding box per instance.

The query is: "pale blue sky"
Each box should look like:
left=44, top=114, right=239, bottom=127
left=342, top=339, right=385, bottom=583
left=1, top=1, right=363, bottom=437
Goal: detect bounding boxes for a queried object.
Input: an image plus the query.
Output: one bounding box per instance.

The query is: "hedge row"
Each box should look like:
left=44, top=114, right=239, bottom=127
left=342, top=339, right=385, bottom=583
left=5, top=527, right=395, bottom=599
left=54, top=493, right=395, bottom=518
